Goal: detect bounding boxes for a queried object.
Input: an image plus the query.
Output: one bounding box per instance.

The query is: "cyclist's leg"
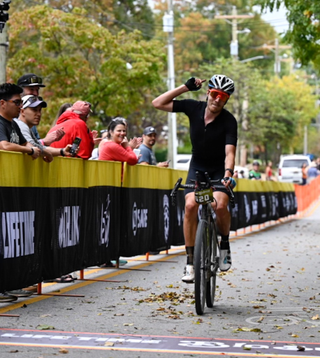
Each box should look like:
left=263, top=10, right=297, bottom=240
left=213, top=191, right=232, bottom=271
left=182, top=192, right=199, bottom=282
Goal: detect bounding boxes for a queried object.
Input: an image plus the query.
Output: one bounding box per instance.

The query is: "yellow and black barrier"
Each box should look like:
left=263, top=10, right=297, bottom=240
left=0, top=151, right=296, bottom=292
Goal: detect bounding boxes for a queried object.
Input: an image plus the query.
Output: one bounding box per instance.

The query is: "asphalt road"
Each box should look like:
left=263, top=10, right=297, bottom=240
left=0, top=201, right=320, bottom=358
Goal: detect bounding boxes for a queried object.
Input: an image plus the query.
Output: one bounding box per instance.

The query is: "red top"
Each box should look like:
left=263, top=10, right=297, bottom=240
left=99, top=141, right=138, bottom=165
left=48, top=111, right=94, bottom=159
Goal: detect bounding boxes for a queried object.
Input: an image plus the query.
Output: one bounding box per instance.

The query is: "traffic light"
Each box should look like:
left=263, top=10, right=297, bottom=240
left=0, top=0, right=10, bottom=33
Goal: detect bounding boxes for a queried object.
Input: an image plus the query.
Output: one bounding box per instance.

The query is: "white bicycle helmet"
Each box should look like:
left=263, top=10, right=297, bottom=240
left=208, top=74, right=235, bottom=95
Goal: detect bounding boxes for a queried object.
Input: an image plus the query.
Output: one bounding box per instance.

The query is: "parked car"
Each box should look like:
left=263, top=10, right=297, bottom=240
left=278, top=154, right=311, bottom=184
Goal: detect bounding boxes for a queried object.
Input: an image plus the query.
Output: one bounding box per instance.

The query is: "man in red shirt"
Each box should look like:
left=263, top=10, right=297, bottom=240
left=49, top=101, right=99, bottom=159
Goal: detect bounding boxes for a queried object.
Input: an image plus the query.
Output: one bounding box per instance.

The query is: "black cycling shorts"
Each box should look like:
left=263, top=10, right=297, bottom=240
left=185, top=165, right=228, bottom=196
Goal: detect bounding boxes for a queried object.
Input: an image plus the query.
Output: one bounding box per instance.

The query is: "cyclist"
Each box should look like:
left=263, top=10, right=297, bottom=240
left=152, top=75, right=237, bottom=282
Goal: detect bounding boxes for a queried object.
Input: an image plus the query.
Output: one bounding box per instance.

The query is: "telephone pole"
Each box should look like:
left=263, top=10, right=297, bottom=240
left=215, top=6, right=253, bottom=61
left=0, top=23, right=8, bottom=83
left=259, top=40, right=291, bottom=77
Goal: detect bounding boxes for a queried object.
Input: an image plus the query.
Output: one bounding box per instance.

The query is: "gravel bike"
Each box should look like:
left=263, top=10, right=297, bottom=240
left=171, top=172, right=235, bottom=315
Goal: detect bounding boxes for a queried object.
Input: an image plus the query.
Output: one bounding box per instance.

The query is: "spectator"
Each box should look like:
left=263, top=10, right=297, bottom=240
left=0, top=83, right=43, bottom=160
left=138, top=126, right=169, bottom=167
left=249, top=161, right=261, bottom=180
left=233, top=170, right=238, bottom=178
left=301, top=163, right=308, bottom=185
left=99, top=118, right=138, bottom=165
left=307, top=162, right=318, bottom=183
left=265, top=161, right=273, bottom=181
left=90, top=129, right=109, bottom=160
left=15, top=95, right=74, bottom=158
left=239, top=170, right=245, bottom=178
left=17, top=73, right=65, bottom=146
left=48, top=101, right=99, bottom=159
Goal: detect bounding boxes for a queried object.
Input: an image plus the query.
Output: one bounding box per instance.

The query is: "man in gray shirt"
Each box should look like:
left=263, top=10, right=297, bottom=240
left=15, top=95, right=73, bottom=158
left=138, top=126, right=169, bottom=167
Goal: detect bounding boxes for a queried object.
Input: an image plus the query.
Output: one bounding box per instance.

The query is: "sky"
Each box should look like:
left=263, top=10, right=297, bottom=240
left=259, top=5, right=289, bottom=34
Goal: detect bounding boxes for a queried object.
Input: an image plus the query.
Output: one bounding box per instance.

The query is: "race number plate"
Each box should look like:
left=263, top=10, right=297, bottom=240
left=195, top=188, right=213, bottom=204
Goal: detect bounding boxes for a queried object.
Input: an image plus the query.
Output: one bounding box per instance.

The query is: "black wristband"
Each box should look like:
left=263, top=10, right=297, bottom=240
left=60, top=149, right=65, bottom=157
left=225, top=168, right=234, bottom=176
left=27, top=147, right=34, bottom=156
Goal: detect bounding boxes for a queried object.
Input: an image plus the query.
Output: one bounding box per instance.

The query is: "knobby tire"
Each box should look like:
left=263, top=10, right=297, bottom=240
left=194, top=219, right=208, bottom=315
left=206, top=220, right=218, bottom=307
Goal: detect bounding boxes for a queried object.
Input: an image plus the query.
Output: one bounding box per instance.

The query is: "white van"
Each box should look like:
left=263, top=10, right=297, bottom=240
left=278, top=155, right=311, bottom=184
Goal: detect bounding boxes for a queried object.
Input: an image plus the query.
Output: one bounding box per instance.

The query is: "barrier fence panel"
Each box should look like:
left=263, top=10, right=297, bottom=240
left=230, top=179, right=297, bottom=230
left=120, top=164, right=187, bottom=256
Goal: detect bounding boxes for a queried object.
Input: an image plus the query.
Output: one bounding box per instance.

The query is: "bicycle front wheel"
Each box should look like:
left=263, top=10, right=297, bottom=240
left=206, top=221, right=218, bottom=308
left=194, top=219, right=209, bottom=315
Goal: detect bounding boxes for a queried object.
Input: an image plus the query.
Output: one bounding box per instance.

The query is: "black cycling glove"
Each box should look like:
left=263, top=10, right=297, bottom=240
left=184, top=77, right=201, bottom=91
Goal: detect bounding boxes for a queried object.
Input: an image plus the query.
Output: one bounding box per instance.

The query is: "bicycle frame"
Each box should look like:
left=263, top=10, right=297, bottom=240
left=170, top=171, right=235, bottom=315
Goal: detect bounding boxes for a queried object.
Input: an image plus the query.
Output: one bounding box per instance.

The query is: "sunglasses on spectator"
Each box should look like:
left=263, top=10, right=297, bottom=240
left=112, top=118, right=127, bottom=125
left=209, top=89, right=230, bottom=102
left=5, top=99, right=23, bottom=106
left=20, top=75, right=43, bottom=86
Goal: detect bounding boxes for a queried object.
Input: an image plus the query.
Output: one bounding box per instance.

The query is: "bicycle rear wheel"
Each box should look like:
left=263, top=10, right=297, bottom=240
left=206, top=221, right=218, bottom=307
left=194, top=219, right=209, bottom=315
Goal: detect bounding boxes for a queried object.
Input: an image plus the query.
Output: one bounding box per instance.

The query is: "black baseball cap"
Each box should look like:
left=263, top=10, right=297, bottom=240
left=143, top=126, right=157, bottom=135
left=17, top=73, right=45, bottom=87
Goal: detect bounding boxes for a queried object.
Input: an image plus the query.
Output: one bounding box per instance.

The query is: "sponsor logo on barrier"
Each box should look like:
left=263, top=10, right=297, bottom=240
left=260, top=195, right=267, bottom=218
left=2, top=211, right=35, bottom=258
left=271, top=194, right=277, bottom=216
left=163, top=195, right=169, bottom=242
left=100, top=195, right=111, bottom=247
left=244, top=195, right=251, bottom=223
left=132, top=202, right=148, bottom=236
left=58, top=206, right=80, bottom=248
left=252, top=199, right=258, bottom=216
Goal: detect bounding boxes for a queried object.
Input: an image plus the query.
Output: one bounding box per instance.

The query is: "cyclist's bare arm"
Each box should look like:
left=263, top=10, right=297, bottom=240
left=152, top=78, right=206, bottom=112
left=223, top=144, right=236, bottom=188
left=152, top=85, right=188, bottom=112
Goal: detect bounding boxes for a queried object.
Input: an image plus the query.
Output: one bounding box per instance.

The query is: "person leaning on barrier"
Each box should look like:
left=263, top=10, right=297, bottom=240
left=152, top=74, right=237, bottom=282
left=15, top=95, right=74, bottom=158
left=17, top=73, right=65, bottom=146
left=0, top=83, right=51, bottom=161
left=99, top=118, right=138, bottom=165
left=138, top=126, right=169, bottom=167
left=48, top=100, right=100, bottom=159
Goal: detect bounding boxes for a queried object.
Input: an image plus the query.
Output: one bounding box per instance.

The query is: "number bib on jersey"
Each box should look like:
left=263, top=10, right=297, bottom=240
left=195, top=188, right=213, bottom=204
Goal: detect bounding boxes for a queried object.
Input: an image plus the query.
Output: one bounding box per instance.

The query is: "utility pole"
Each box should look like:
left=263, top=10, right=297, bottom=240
left=215, top=6, right=253, bottom=61
left=0, top=23, right=7, bottom=83
left=163, top=0, right=177, bottom=168
left=259, top=40, right=291, bottom=77
left=0, top=1, right=11, bottom=83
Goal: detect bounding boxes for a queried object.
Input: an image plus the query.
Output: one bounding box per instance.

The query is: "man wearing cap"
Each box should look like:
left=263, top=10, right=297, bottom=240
left=249, top=161, right=261, bottom=180
left=15, top=95, right=74, bottom=158
left=0, top=83, right=42, bottom=160
left=17, top=73, right=65, bottom=146
left=48, top=100, right=99, bottom=159
left=138, top=126, right=169, bottom=167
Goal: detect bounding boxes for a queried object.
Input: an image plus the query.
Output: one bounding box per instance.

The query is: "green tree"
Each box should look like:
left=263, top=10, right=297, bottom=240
left=7, top=5, right=164, bottom=136
left=255, top=0, right=320, bottom=68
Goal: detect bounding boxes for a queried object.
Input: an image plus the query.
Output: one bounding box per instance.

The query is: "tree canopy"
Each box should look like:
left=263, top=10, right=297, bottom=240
left=255, top=0, right=320, bottom=69
left=7, top=5, right=164, bottom=134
